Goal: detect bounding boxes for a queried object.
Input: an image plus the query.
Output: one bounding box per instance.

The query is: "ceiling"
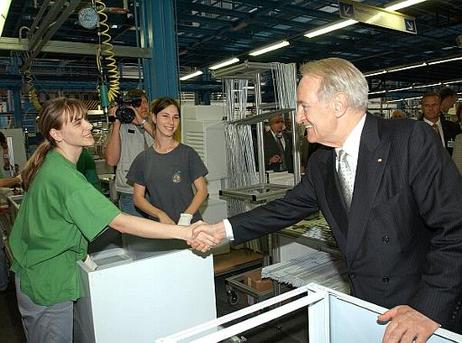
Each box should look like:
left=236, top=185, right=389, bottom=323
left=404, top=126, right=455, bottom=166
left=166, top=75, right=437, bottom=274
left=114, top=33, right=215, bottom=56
left=1, top=0, right=462, bottom=99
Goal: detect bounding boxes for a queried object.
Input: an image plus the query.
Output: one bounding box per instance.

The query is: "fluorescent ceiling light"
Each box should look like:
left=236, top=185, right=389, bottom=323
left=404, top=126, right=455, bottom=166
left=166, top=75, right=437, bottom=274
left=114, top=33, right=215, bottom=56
left=249, top=40, right=290, bottom=56
left=387, top=95, right=422, bottom=103
left=444, top=79, right=462, bottom=85
left=428, top=56, right=462, bottom=65
left=387, top=62, right=427, bottom=73
left=209, top=58, right=240, bottom=70
left=304, top=19, right=357, bottom=38
left=366, top=56, right=462, bottom=78
left=385, top=0, right=427, bottom=11
left=180, top=70, right=203, bottom=81
left=364, top=70, right=388, bottom=77
left=413, top=82, right=441, bottom=89
left=369, top=90, right=387, bottom=95
left=390, top=86, right=413, bottom=92
left=0, top=0, right=12, bottom=37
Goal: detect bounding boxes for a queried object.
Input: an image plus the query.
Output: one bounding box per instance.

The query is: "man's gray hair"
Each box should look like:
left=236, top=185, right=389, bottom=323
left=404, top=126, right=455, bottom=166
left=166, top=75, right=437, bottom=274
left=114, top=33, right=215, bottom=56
left=300, top=58, right=369, bottom=111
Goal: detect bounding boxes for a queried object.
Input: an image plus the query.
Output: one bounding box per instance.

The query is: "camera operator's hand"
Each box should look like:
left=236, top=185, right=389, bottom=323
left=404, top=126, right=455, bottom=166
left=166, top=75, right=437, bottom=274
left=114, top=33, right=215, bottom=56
left=107, top=105, right=120, bottom=127
left=129, top=105, right=146, bottom=126
left=108, top=105, right=117, bottom=119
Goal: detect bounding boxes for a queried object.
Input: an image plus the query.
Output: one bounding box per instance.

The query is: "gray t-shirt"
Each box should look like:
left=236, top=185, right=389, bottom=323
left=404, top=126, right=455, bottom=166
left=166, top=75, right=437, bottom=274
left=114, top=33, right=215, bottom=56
left=127, top=144, right=208, bottom=223
left=115, top=124, right=154, bottom=194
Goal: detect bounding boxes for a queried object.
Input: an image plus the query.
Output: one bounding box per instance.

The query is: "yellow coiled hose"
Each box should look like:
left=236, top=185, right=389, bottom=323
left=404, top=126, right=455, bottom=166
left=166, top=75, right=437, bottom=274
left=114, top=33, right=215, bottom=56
left=96, top=0, right=120, bottom=102
left=22, top=61, right=42, bottom=111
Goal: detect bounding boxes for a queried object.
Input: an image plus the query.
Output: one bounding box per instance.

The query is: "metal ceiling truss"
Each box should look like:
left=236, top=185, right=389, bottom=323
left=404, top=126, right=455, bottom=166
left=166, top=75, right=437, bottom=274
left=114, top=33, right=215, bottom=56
left=21, top=0, right=81, bottom=71
left=0, top=0, right=462, bottom=99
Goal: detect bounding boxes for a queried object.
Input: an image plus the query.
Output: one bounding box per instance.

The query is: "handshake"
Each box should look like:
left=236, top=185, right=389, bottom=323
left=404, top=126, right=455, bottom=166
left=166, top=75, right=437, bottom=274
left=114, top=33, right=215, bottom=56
left=184, top=221, right=227, bottom=253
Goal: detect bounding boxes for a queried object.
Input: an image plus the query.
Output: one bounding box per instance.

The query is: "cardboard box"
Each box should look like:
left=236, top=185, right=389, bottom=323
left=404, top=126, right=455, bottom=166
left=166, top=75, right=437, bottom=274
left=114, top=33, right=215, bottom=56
left=245, top=270, right=273, bottom=292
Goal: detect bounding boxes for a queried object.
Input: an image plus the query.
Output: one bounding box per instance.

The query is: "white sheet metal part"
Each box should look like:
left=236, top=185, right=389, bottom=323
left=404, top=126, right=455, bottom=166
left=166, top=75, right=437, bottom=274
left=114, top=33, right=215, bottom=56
left=155, top=285, right=319, bottom=343
left=307, top=283, right=462, bottom=343
left=157, top=283, right=462, bottom=343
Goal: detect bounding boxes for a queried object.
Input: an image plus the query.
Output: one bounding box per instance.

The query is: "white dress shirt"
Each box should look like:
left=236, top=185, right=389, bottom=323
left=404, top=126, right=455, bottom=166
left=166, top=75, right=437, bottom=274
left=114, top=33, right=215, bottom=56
left=224, top=114, right=367, bottom=240
left=423, top=117, right=445, bottom=146
left=271, top=130, right=286, bottom=150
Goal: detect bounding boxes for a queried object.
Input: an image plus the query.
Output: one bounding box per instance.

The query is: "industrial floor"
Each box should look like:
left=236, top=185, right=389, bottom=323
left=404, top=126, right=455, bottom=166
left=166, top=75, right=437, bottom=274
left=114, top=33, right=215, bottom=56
left=0, top=257, right=307, bottom=343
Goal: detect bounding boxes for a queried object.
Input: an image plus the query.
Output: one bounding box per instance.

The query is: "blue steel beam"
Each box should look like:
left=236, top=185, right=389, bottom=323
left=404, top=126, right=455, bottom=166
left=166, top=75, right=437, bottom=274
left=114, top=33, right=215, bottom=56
left=141, top=0, right=179, bottom=99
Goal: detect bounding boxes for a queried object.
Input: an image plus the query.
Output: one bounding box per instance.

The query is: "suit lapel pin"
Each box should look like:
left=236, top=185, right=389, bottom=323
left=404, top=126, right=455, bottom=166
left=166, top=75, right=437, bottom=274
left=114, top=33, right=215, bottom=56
left=377, top=158, right=383, bottom=163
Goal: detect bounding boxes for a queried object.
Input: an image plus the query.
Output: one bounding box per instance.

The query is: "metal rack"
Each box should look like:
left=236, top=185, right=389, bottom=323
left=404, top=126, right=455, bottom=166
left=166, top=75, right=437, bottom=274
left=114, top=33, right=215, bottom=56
left=219, top=183, right=292, bottom=203
left=214, top=61, right=299, bottom=204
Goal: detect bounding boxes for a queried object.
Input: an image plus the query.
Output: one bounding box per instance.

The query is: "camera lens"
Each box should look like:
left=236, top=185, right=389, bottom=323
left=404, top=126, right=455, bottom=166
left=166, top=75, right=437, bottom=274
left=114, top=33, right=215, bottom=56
left=115, top=106, right=135, bottom=124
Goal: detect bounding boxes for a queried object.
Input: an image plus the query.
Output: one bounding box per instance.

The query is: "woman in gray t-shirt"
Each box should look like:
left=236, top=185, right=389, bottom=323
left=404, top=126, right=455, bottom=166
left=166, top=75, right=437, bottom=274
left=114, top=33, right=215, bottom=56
left=127, top=97, right=208, bottom=225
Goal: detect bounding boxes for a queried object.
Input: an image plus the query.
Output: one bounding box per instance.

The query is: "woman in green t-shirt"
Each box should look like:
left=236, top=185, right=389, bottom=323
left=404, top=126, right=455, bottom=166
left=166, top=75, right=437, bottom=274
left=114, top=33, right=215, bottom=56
left=9, top=98, right=216, bottom=343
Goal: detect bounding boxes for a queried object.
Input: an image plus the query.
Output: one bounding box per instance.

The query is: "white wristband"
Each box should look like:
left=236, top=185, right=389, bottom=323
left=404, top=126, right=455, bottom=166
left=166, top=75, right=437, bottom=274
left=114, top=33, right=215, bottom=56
left=178, top=213, right=193, bottom=226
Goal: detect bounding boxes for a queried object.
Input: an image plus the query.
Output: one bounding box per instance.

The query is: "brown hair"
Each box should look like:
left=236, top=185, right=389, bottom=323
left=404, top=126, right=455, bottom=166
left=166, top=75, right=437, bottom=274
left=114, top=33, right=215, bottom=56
left=21, top=97, right=87, bottom=190
left=126, top=88, right=148, bottom=102
left=151, top=97, right=180, bottom=117
left=421, top=92, right=440, bottom=103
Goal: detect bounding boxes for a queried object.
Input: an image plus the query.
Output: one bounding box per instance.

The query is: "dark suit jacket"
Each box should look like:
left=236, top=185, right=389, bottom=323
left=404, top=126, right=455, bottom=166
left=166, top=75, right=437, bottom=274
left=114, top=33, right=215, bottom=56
left=422, top=115, right=461, bottom=156
left=263, top=130, right=293, bottom=172
left=229, top=114, right=462, bottom=332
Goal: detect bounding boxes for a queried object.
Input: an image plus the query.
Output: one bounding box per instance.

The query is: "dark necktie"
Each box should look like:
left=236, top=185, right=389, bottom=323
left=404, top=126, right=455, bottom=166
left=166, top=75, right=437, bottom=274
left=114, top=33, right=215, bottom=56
left=432, top=123, right=442, bottom=142
left=276, top=135, right=286, bottom=171
left=337, top=149, right=353, bottom=210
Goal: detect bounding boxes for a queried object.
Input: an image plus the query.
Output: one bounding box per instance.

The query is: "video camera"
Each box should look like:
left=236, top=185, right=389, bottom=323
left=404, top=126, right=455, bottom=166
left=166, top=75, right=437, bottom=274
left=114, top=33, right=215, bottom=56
left=113, top=94, right=143, bottom=124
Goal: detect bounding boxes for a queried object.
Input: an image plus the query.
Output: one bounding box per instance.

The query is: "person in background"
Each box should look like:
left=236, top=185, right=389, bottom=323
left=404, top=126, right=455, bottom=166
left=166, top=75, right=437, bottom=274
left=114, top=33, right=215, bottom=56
left=439, top=87, right=457, bottom=118
left=76, top=147, right=101, bottom=192
left=127, top=97, right=208, bottom=227
left=0, top=132, right=21, bottom=292
left=456, top=103, right=462, bottom=129
left=191, top=58, right=462, bottom=343
left=8, top=98, right=214, bottom=343
left=104, top=88, right=154, bottom=216
left=421, top=92, right=461, bottom=156
left=0, top=132, right=21, bottom=187
left=263, top=114, right=293, bottom=172
left=452, top=133, right=462, bottom=174
left=391, top=109, right=406, bottom=119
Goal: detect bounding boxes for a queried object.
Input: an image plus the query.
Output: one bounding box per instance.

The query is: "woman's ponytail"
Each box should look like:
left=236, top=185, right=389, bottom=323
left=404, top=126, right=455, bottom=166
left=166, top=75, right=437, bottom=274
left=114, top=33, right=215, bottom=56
left=21, top=140, right=53, bottom=191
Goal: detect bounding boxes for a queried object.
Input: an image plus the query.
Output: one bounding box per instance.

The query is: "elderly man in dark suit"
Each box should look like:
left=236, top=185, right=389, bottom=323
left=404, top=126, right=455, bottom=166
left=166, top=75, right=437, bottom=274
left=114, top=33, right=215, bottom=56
left=191, top=58, right=462, bottom=343
left=263, top=114, right=293, bottom=173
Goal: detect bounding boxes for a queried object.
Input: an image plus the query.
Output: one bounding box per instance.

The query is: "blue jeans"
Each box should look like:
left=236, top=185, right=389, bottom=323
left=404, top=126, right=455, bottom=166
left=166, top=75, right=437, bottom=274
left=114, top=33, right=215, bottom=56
left=118, top=192, right=144, bottom=217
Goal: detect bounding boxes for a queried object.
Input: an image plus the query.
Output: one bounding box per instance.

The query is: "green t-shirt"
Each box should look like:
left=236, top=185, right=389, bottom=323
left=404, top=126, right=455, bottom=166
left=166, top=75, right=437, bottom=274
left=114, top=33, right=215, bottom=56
left=76, top=148, right=102, bottom=192
left=9, top=150, right=121, bottom=305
